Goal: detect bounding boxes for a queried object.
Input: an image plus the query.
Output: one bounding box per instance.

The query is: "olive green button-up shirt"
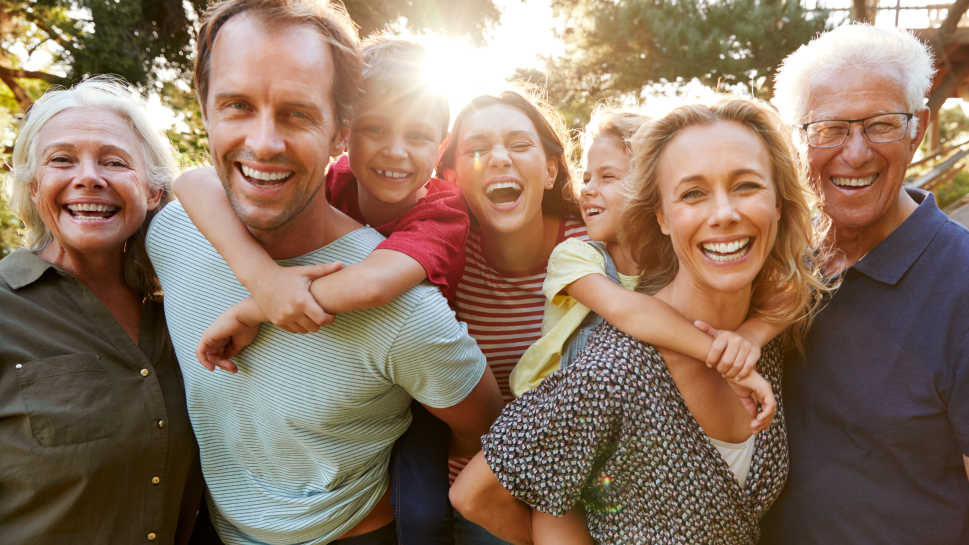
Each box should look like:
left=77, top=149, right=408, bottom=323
left=0, top=249, right=203, bottom=545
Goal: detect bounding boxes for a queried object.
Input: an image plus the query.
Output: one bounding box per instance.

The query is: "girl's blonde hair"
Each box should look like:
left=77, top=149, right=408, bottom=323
left=4, top=76, right=176, bottom=301
left=619, top=96, right=830, bottom=350
left=581, top=105, right=651, bottom=160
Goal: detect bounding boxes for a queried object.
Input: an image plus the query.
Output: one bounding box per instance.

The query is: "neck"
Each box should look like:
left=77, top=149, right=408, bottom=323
left=249, top=184, right=350, bottom=260
left=654, top=272, right=751, bottom=332
left=39, top=241, right=129, bottom=295
left=479, top=214, right=561, bottom=271
left=357, top=181, right=427, bottom=226
left=605, top=241, right=640, bottom=277
left=824, top=187, right=918, bottom=275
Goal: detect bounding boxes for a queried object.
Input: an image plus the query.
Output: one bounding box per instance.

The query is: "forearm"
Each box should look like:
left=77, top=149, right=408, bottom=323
left=308, top=249, right=427, bottom=314
left=736, top=316, right=787, bottom=348
left=231, top=297, right=268, bottom=326
left=450, top=451, right=534, bottom=545
left=567, top=275, right=712, bottom=361
left=174, top=166, right=277, bottom=287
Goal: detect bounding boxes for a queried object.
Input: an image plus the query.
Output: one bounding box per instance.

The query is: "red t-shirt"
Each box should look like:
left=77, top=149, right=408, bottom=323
left=325, top=154, right=469, bottom=304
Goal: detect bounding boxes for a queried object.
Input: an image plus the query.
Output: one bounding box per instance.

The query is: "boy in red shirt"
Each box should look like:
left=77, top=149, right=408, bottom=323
left=174, top=36, right=467, bottom=543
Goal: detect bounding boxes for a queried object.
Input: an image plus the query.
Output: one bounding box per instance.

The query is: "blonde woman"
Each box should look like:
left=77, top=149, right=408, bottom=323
left=451, top=96, right=828, bottom=544
left=0, top=77, right=202, bottom=544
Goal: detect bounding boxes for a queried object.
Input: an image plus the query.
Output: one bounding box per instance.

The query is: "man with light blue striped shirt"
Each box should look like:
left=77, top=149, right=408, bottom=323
left=146, top=2, right=502, bottom=543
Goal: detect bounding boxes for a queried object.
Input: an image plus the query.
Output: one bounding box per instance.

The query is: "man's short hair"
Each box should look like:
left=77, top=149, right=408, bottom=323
left=194, top=0, right=362, bottom=129
left=774, top=24, right=935, bottom=126
left=359, top=34, right=450, bottom=138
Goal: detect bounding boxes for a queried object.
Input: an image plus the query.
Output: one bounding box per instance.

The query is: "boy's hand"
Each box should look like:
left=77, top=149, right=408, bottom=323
left=695, top=320, right=761, bottom=380
left=195, top=300, right=263, bottom=373
left=725, top=370, right=777, bottom=434
left=249, top=261, right=343, bottom=333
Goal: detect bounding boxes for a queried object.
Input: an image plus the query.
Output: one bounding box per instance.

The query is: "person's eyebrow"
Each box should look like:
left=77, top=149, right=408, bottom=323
left=505, top=130, right=537, bottom=140
left=42, top=142, right=76, bottom=154
left=100, top=145, right=134, bottom=159
left=678, top=168, right=764, bottom=185
left=280, top=100, right=323, bottom=113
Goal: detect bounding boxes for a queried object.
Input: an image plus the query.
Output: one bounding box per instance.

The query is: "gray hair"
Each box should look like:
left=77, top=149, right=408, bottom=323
left=774, top=23, right=935, bottom=135
left=4, top=75, right=176, bottom=300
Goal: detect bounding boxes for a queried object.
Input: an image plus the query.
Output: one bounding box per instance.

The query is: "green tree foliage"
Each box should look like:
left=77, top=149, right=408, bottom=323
left=539, top=0, right=830, bottom=128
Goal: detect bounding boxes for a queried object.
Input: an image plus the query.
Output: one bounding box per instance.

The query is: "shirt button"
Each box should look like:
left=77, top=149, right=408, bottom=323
left=157, top=420, right=165, bottom=428
left=15, top=364, right=22, bottom=369
left=147, top=533, right=157, bottom=540
left=140, top=369, right=150, bottom=377
left=151, top=476, right=160, bottom=485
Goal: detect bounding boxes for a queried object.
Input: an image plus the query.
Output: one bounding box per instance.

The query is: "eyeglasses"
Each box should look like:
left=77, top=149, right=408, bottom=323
left=800, top=113, right=914, bottom=148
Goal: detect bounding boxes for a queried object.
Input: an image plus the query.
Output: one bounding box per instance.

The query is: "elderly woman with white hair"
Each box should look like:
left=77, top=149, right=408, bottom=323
left=0, top=77, right=203, bottom=544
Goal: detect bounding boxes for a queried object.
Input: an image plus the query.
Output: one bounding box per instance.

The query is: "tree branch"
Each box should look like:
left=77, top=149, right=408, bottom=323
left=0, top=65, right=69, bottom=85
left=0, top=73, right=33, bottom=111
left=938, top=0, right=969, bottom=46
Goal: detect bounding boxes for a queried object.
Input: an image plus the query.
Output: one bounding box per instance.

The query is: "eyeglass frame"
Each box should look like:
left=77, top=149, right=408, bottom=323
left=799, top=112, right=915, bottom=148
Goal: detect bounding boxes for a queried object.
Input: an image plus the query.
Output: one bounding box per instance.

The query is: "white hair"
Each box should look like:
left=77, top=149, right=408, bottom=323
left=774, top=23, right=935, bottom=132
left=3, top=75, right=176, bottom=299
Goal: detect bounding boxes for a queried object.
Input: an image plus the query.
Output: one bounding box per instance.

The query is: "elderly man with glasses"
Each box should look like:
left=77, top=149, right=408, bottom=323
left=760, top=25, right=969, bottom=545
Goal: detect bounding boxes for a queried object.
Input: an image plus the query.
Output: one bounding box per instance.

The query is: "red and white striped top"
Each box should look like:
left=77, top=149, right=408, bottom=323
left=449, top=217, right=587, bottom=482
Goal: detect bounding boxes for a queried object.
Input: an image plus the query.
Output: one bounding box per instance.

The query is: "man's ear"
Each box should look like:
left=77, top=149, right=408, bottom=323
left=330, top=124, right=351, bottom=158
left=911, top=108, right=930, bottom=158
left=655, top=208, right=670, bottom=236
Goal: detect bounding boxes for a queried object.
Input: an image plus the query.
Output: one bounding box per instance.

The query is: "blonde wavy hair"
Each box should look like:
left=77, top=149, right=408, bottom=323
left=4, top=76, right=176, bottom=301
left=619, top=96, right=830, bottom=350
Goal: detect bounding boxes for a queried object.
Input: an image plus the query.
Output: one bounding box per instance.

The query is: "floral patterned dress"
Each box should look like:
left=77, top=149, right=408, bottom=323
left=482, top=323, right=788, bottom=544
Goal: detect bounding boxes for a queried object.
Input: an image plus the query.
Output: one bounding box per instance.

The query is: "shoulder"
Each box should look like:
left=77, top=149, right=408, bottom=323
left=404, top=178, right=469, bottom=221
left=146, top=201, right=194, bottom=244
left=567, top=323, right=655, bottom=379
left=288, top=227, right=386, bottom=268
left=551, top=238, right=605, bottom=265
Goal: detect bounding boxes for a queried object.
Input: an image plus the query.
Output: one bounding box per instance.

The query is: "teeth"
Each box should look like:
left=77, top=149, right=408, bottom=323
left=67, top=204, right=118, bottom=213
left=241, top=165, right=293, bottom=182
left=585, top=207, right=605, bottom=216
left=375, top=169, right=411, bottom=179
left=701, top=237, right=751, bottom=262
left=485, top=181, right=523, bottom=195
left=831, top=175, right=877, bottom=187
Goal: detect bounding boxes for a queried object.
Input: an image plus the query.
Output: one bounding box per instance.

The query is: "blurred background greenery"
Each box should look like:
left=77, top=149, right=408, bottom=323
left=2, top=0, right=967, bottom=258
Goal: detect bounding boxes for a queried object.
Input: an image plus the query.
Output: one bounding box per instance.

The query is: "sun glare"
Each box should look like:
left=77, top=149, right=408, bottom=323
left=412, top=0, right=562, bottom=130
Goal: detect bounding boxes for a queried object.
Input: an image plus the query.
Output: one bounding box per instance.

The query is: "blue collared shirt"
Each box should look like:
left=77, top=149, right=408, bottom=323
left=761, top=189, right=969, bottom=544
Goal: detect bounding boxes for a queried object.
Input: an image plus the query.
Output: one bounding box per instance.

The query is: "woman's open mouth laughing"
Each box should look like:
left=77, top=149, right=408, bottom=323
left=700, top=237, right=753, bottom=262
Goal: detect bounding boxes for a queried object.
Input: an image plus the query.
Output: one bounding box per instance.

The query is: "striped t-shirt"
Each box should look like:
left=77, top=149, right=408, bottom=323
left=449, top=217, right=587, bottom=482
left=147, top=202, right=486, bottom=545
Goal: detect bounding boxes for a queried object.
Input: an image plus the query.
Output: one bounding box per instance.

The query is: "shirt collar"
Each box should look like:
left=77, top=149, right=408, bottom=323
left=849, top=188, right=947, bottom=285
left=0, top=248, right=57, bottom=289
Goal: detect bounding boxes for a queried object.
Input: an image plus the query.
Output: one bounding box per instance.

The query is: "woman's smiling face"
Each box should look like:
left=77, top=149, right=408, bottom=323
left=31, top=107, right=161, bottom=258
left=449, top=104, right=556, bottom=234
left=655, top=120, right=781, bottom=295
